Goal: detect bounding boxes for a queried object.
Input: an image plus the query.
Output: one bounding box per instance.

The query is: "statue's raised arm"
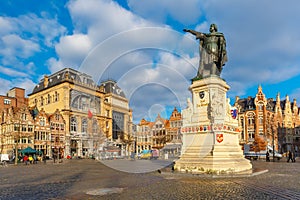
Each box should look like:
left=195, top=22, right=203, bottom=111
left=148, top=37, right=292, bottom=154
left=184, top=24, right=227, bottom=79
left=183, top=29, right=206, bottom=40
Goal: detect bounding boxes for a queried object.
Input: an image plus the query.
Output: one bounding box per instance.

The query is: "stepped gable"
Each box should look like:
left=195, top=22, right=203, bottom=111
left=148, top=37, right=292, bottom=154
left=169, top=107, right=181, bottom=121
left=278, top=99, right=293, bottom=113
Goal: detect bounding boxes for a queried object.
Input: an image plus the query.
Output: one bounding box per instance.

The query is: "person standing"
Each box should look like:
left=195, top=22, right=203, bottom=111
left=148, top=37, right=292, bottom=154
left=266, top=151, right=270, bottom=162
left=287, top=150, right=292, bottom=162
left=28, top=155, right=33, bottom=164
left=23, top=155, right=29, bottom=165
left=292, top=151, right=296, bottom=163
left=42, top=154, right=47, bottom=164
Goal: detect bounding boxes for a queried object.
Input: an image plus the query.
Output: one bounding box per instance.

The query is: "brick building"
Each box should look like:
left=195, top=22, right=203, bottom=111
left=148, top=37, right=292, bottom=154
left=0, top=87, right=28, bottom=109
left=234, top=85, right=300, bottom=154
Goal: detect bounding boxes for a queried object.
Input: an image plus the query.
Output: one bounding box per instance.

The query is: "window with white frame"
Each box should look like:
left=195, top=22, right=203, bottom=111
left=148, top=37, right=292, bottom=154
left=82, top=118, right=88, bottom=133
left=70, top=117, right=77, bottom=132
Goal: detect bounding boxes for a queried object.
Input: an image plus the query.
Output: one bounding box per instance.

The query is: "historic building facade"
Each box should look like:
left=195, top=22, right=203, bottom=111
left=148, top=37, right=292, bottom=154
left=163, top=107, right=182, bottom=157
left=28, top=68, right=113, bottom=158
left=0, top=88, right=31, bottom=157
left=101, top=80, right=133, bottom=156
left=0, top=104, right=66, bottom=159
left=135, top=108, right=182, bottom=156
left=234, top=86, right=300, bottom=154
left=151, top=114, right=169, bottom=150
left=0, top=69, right=133, bottom=159
left=135, top=118, right=153, bottom=153
left=0, top=106, right=34, bottom=156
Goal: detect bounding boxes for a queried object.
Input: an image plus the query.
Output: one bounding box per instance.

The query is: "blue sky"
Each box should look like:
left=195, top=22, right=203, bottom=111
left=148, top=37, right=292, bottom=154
left=1, top=0, right=300, bottom=123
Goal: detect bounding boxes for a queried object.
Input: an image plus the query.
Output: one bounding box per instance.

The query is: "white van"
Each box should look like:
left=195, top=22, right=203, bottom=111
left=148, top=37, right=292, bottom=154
left=0, top=154, right=10, bottom=166
left=267, top=146, right=283, bottom=160
left=244, top=145, right=282, bottom=160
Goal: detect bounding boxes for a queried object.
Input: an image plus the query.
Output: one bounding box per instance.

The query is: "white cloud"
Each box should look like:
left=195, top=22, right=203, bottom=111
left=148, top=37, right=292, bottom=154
left=0, top=13, right=66, bottom=80
left=197, top=0, right=300, bottom=99
left=115, top=52, right=197, bottom=122
left=0, top=78, right=12, bottom=95
left=127, top=0, right=203, bottom=24
left=55, top=34, right=92, bottom=68
left=49, top=0, right=214, bottom=122
left=0, top=77, right=35, bottom=96
left=3, top=0, right=300, bottom=122
left=0, top=34, right=39, bottom=58
left=0, top=66, right=28, bottom=77
left=13, top=78, right=36, bottom=96
left=49, top=0, right=160, bottom=75
left=46, top=57, right=65, bottom=74
left=0, top=17, right=16, bottom=36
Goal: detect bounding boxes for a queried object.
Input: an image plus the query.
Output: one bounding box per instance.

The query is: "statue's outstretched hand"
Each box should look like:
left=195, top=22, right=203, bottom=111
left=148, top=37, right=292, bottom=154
left=183, top=29, right=189, bottom=32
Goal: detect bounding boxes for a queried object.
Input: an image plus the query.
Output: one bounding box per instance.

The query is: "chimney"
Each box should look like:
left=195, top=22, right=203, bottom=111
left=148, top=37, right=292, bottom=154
left=44, top=75, right=49, bottom=88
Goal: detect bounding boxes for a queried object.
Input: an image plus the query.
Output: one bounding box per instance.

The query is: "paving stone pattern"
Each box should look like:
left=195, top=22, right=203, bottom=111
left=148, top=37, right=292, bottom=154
left=0, top=158, right=299, bottom=200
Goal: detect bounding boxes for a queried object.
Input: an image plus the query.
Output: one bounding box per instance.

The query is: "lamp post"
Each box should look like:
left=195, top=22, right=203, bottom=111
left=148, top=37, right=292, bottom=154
left=272, top=128, right=275, bottom=162
left=271, top=117, right=276, bottom=162
left=14, top=121, right=21, bottom=165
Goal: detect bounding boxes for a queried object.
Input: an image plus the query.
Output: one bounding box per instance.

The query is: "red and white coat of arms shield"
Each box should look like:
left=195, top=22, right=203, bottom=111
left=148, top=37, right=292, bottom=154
left=216, top=134, right=223, bottom=143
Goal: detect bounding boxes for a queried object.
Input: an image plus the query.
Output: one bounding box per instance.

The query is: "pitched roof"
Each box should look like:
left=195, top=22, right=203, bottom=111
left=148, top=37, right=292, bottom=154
left=101, top=79, right=126, bottom=98
left=29, top=68, right=97, bottom=95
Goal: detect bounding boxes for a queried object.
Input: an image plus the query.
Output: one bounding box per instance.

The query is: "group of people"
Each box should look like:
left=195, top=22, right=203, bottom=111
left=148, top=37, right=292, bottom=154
left=22, top=154, right=47, bottom=165
left=266, top=150, right=296, bottom=162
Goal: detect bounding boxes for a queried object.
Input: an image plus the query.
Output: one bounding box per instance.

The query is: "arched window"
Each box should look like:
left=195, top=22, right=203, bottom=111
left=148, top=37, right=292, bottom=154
left=47, top=94, right=51, bottom=104
left=55, top=91, right=59, bottom=102
left=92, top=119, right=98, bottom=133
left=40, top=96, right=44, bottom=106
left=70, top=117, right=77, bottom=132
left=82, top=118, right=87, bottom=133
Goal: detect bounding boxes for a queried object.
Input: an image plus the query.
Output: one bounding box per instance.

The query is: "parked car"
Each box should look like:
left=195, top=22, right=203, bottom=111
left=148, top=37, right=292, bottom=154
left=139, top=150, right=152, bottom=159
left=150, top=149, right=159, bottom=160
left=138, top=149, right=160, bottom=160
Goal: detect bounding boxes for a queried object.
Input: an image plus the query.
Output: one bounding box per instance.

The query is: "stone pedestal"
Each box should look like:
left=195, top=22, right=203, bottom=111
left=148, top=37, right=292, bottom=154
left=175, top=76, right=252, bottom=174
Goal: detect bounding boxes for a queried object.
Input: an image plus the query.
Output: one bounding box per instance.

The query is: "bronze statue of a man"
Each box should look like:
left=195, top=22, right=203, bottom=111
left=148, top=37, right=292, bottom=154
left=184, top=24, right=227, bottom=78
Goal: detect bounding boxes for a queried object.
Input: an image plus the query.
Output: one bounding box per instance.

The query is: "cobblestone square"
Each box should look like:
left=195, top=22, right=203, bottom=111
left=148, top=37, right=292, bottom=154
left=0, top=158, right=300, bottom=200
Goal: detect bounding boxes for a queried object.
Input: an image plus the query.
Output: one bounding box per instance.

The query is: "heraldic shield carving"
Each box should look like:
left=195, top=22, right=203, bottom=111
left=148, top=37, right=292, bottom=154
left=199, top=91, right=205, bottom=99
left=216, top=133, right=223, bottom=143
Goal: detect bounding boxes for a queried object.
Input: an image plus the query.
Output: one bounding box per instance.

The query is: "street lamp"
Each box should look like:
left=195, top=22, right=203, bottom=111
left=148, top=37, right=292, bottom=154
left=271, top=117, right=276, bottom=162
left=272, top=128, right=275, bottom=162
left=14, top=121, right=21, bottom=165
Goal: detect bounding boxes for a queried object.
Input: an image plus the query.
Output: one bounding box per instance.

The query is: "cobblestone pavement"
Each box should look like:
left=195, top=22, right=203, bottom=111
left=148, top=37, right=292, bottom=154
left=0, top=158, right=300, bottom=200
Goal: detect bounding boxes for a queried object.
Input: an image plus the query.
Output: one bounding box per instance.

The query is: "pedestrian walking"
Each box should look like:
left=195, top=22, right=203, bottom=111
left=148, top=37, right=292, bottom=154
left=130, top=152, right=135, bottom=161
left=287, top=150, right=293, bottom=162
left=266, top=151, right=270, bottom=162
left=43, top=154, right=47, bottom=164
left=33, top=154, right=38, bottom=164
left=292, top=151, right=296, bottom=163
left=172, top=162, right=175, bottom=173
